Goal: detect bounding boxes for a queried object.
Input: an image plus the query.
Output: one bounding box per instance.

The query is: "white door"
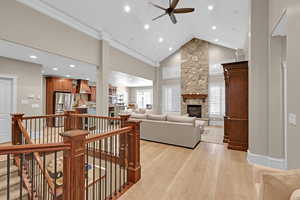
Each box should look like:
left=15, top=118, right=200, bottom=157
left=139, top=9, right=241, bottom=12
left=0, top=78, right=13, bottom=143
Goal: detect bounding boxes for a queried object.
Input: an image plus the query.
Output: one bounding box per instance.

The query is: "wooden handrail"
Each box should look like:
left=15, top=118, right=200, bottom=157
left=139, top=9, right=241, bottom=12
left=0, top=143, right=70, bottom=155
left=16, top=119, right=59, bottom=195
left=22, top=113, right=66, bottom=120
left=85, top=127, right=132, bottom=144
left=70, top=113, right=122, bottom=121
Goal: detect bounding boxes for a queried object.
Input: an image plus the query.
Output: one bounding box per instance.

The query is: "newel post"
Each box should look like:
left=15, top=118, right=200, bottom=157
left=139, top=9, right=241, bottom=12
left=60, top=130, right=88, bottom=200
left=120, top=114, right=141, bottom=183
left=11, top=113, right=24, bottom=145
left=64, top=110, right=76, bottom=131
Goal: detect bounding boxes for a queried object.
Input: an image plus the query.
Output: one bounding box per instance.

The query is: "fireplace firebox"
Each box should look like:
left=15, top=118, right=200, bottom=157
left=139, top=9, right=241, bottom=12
left=187, top=105, right=202, bottom=118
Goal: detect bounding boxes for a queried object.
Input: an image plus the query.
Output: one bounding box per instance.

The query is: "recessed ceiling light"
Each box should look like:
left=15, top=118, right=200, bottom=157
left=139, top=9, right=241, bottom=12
left=144, top=24, right=150, bottom=30
left=69, top=64, right=75, bottom=68
left=208, top=5, right=214, bottom=11
left=124, top=5, right=131, bottom=13
left=215, top=39, right=219, bottom=42
left=66, top=75, right=70, bottom=78
left=158, top=37, right=164, bottom=43
left=53, top=67, right=58, bottom=71
left=29, top=55, right=38, bottom=59
left=169, top=47, right=173, bottom=51
left=212, top=26, right=217, bottom=30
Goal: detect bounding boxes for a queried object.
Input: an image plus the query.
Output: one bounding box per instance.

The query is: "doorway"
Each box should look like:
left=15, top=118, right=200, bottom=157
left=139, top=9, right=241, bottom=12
left=0, top=75, right=16, bottom=143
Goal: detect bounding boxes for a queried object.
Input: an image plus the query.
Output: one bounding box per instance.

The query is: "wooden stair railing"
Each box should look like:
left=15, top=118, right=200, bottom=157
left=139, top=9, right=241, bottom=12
left=0, top=143, right=70, bottom=200
left=8, top=112, right=141, bottom=200
left=11, top=114, right=67, bottom=199
left=17, top=118, right=60, bottom=198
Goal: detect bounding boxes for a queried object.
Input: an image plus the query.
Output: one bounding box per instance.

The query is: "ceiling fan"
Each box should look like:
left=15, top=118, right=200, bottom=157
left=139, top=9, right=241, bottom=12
left=151, top=0, right=195, bottom=24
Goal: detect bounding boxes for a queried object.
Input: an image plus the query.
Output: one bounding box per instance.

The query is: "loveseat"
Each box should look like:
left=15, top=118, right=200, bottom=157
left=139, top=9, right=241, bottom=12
left=253, top=165, right=300, bottom=200
left=129, top=113, right=205, bottom=149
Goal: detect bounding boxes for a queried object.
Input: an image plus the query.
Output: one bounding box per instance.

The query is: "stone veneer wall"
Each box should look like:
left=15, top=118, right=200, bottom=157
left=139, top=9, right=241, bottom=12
left=180, top=38, right=209, bottom=117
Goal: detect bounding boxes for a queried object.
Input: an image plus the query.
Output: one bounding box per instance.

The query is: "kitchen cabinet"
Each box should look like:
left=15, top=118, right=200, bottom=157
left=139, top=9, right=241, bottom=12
left=46, top=77, right=73, bottom=126
left=49, top=77, right=73, bottom=92
left=89, top=86, right=96, bottom=102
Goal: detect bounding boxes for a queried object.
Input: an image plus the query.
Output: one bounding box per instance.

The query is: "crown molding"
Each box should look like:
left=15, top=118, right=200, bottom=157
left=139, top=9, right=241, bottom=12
left=17, top=0, right=159, bottom=67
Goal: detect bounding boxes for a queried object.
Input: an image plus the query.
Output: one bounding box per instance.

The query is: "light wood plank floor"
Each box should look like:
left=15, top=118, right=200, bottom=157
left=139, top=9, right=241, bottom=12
left=120, top=140, right=256, bottom=200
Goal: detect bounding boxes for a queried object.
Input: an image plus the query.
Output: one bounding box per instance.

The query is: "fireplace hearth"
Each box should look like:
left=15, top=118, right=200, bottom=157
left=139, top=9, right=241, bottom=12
left=187, top=105, right=202, bottom=118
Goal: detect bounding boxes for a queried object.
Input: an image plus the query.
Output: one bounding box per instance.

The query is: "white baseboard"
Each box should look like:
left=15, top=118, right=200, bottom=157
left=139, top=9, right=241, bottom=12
left=247, top=151, right=287, bottom=170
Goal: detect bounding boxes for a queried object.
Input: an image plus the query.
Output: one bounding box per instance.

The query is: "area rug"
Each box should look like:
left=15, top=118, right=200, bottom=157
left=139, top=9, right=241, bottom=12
left=201, top=126, right=224, bottom=144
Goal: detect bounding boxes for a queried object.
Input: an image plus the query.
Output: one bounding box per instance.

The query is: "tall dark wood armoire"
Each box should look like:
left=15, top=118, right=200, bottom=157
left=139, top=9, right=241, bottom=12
left=222, top=61, right=248, bottom=151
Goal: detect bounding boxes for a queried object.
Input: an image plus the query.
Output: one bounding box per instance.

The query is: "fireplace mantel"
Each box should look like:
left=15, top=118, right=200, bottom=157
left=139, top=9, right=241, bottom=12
left=182, top=93, right=208, bottom=103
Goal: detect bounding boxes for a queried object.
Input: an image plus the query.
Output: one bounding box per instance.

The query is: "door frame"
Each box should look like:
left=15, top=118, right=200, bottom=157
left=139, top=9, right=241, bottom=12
left=0, top=74, right=17, bottom=113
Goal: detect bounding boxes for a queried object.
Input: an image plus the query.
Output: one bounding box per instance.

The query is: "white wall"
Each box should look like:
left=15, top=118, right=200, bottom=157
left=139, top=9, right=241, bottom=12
left=0, top=0, right=101, bottom=65
left=0, top=0, right=159, bottom=116
left=286, top=1, right=300, bottom=169
left=0, top=57, right=43, bottom=115
left=269, top=0, right=288, bottom=32
left=269, top=37, right=284, bottom=159
left=209, top=44, right=237, bottom=64
left=249, top=0, right=300, bottom=169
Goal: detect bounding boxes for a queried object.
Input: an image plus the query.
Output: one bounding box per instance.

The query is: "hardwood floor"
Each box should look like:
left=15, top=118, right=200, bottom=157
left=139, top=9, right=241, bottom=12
left=120, top=140, right=256, bottom=200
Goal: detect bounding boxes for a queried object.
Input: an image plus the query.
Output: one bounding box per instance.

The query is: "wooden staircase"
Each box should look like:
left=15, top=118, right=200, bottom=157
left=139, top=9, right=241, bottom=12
left=0, top=159, right=28, bottom=200
left=0, top=113, right=141, bottom=200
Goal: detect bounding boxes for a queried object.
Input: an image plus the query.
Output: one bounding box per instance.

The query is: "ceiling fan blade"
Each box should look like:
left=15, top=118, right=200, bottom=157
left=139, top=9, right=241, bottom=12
left=150, top=2, right=166, bottom=11
left=173, top=8, right=195, bottom=13
left=170, top=0, right=180, bottom=9
left=169, top=13, right=177, bottom=24
left=152, top=13, right=167, bottom=21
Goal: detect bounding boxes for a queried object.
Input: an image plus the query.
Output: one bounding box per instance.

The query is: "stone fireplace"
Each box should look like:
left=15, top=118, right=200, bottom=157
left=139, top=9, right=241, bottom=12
left=187, top=105, right=202, bottom=118
left=181, top=38, right=209, bottom=118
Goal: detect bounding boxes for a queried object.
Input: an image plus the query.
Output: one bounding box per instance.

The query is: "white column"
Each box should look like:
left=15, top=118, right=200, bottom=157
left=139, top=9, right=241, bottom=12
left=152, top=67, right=160, bottom=114
left=248, top=0, right=270, bottom=158
left=96, top=40, right=110, bottom=116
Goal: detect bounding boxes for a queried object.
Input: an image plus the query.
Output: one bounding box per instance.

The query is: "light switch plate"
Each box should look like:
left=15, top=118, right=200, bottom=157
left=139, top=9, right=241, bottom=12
left=288, top=113, right=297, bottom=126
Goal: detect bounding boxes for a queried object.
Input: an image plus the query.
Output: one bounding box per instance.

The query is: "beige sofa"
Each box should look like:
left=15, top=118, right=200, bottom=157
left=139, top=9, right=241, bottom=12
left=130, top=114, right=205, bottom=149
left=253, top=165, right=300, bottom=200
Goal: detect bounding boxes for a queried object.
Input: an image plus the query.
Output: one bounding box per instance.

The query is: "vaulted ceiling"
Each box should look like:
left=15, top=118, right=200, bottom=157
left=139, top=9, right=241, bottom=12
left=18, top=0, right=249, bottom=66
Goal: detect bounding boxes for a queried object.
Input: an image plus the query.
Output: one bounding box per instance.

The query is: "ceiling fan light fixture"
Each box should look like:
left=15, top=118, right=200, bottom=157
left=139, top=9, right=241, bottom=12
left=151, top=0, right=195, bottom=24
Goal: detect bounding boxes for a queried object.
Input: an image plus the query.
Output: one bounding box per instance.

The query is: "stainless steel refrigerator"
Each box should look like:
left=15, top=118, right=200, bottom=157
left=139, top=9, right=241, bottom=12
left=54, top=92, right=74, bottom=127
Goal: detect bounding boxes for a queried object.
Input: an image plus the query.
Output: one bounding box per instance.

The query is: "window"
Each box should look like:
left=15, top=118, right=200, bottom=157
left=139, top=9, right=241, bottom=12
left=136, top=89, right=152, bottom=109
left=209, top=63, right=224, bottom=75
left=162, top=84, right=181, bottom=113
left=209, top=81, right=225, bottom=118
